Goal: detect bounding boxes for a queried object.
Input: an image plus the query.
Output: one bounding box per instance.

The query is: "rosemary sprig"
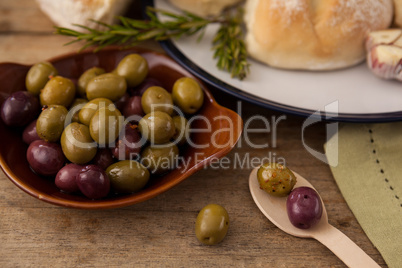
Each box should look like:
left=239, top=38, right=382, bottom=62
left=213, top=8, right=249, bottom=80
left=55, top=6, right=250, bottom=80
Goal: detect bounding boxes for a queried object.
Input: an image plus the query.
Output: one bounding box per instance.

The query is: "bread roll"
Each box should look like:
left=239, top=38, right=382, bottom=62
left=36, top=0, right=131, bottom=31
left=244, top=0, right=393, bottom=70
left=168, top=0, right=242, bottom=17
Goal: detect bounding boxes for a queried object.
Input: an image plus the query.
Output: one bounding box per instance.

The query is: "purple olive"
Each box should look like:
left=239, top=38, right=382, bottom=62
left=22, top=119, right=40, bottom=144
left=26, top=140, right=65, bottom=177
left=55, top=163, right=84, bottom=193
left=114, top=92, right=130, bottom=111
left=129, top=77, right=163, bottom=96
left=1, top=91, right=40, bottom=126
left=123, top=96, right=143, bottom=121
left=76, top=165, right=110, bottom=199
left=92, top=148, right=115, bottom=170
left=286, top=187, right=323, bottom=229
left=111, top=123, right=142, bottom=160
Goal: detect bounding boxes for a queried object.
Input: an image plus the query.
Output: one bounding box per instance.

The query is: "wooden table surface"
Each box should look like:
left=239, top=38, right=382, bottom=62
left=0, top=1, right=387, bottom=267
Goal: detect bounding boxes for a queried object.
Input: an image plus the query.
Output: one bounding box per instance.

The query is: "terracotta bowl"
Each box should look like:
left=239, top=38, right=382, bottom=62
left=0, top=47, right=243, bottom=209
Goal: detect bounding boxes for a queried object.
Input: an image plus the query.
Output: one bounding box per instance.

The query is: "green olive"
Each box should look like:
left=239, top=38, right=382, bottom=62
left=78, top=98, right=114, bottom=126
left=116, top=54, right=148, bottom=87
left=86, top=73, right=127, bottom=101
left=68, top=98, right=88, bottom=123
left=61, top=122, right=97, bottom=164
left=141, top=86, right=173, bottom=115
left=106, top=160, right=150, bottom=194
left=40, top=76, right=76, bottom=107
left=257, top=163, right=297, bottom=197
left=195, top=204, right=229, bottom=245
left=141, top=143, right=179, bottom=174
left=172, top=116, right=189, bottom=145
left=89, top=106, right=123, bottom=146
left=36, top=105, right=68, bottom=142
left=25, top=62, right=58, bottom=95
left=138, top=111, right=175, bottom=144
left=172, top=77, right=204, bottom=114
left=77, top=67, right=105, bottom=98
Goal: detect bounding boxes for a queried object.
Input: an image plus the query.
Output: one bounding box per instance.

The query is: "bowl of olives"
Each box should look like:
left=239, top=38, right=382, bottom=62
left=0, top=47, right=243, bottom=209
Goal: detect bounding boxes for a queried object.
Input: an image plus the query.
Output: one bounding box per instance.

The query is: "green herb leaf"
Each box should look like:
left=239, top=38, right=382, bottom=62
left=54, top=6, right=249, bottom=80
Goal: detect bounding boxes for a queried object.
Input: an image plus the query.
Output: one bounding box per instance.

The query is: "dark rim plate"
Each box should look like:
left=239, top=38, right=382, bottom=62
left=144, top=0, right=402, bottom=123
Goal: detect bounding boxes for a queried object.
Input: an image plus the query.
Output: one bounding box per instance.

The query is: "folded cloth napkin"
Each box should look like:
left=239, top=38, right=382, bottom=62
left=325, top=123, right=402, bottom=268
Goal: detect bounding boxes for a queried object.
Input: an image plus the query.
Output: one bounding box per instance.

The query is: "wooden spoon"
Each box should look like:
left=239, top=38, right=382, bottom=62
left=249, top=167, right=380, bottom=268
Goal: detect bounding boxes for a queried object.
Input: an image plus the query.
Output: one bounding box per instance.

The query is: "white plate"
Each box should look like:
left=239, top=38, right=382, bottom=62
left=152, top=0, right=402, bottom=122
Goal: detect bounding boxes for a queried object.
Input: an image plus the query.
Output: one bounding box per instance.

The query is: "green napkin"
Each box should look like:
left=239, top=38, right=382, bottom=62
left=325, top=123, right=402, bottom=268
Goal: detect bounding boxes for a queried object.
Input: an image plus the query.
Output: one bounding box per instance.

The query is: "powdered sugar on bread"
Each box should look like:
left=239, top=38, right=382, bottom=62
left=328, top=0, right=391, bottom=34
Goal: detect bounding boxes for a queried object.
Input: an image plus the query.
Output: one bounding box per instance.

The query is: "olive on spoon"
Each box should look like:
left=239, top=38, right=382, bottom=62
left=249, top=167, right=380, bottom=268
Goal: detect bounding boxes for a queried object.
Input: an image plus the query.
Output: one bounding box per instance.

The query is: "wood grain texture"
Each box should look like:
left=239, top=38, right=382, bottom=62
left=0, top=1, right=386, bottom=267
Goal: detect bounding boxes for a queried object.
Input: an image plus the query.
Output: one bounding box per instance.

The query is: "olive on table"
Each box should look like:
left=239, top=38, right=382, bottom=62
left=257, top=163, right=297, bottom=197
left=141, top=86, right=173, bottom=115
left=115, top=53, right=148, bottom=88
left=92, top=148, right=115, bottom=170
left=172, top=116, right=189, bottom=145
left=89, top=106, right=123, bottom=146
left=172, top=77, right=204, bottom=114
left=287, top=187, right=323, bottom=229
left=76, top=165, right=110, bottom=199
left=195, top=204, right=229, bottom=245
left=138, top=111, right=175, bottom=144
left=86, top=73, right=127, bottom=102
left=77, top=67, right=105, bottom=98
left=141, top=143, right=179, bottom=175
left=25, top=62, right=58, bottom=95
left=36, top=105, right=68, bottom=142
left=61, top=122, right=97, bottom=164
left=111, top=123, right=142, bottom=161
left=55, top=163, right=84, bottom=193
left=78, top=98, right=113, bottom=126
left=26, top=140, right=65, bottom=177
left=106, top=160, right=150, bottom=194
left=123, top=96, right=143, bottom=121
left=68, top=98, right=88, bottom=123
left=39, top=76, right=76, bottom=107
left=22, top=119, right=40, bottom=144
left=129, top=77, right=163, bottom=96
left=0, top=91, right=40, bottom=127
